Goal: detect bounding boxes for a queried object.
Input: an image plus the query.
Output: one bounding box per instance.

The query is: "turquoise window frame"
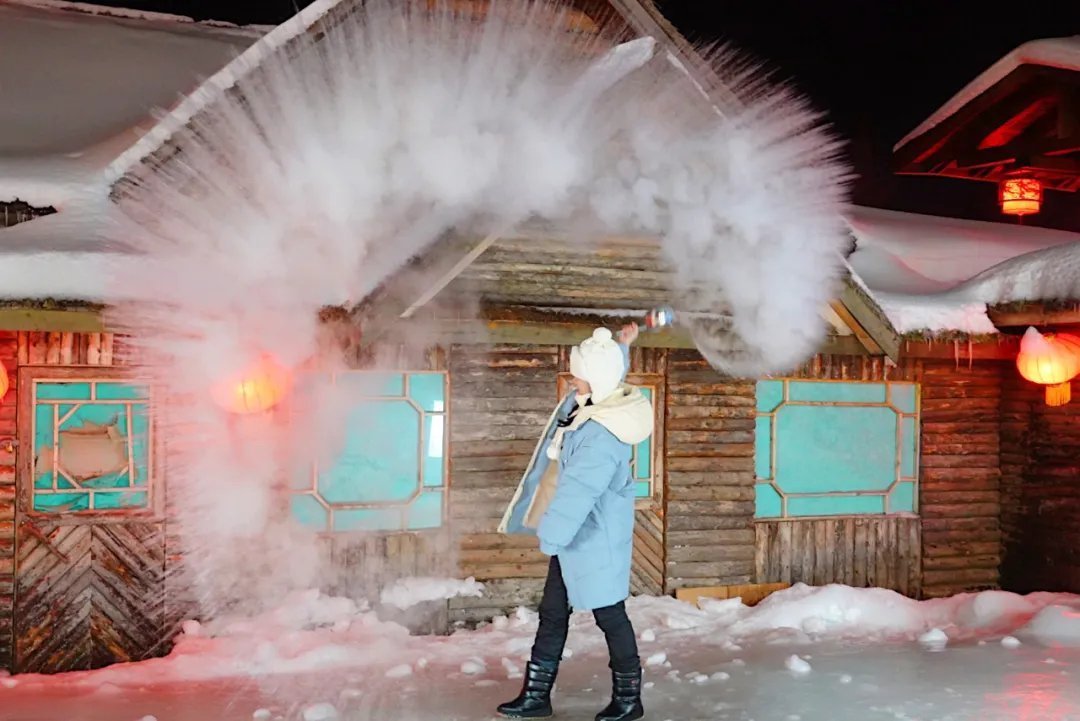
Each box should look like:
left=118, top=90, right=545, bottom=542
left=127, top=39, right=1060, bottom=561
left=557, top=372, right=663, bottom=504
left=25, top=374, right=155, bottom=515
left=754, top=379, right=920, bottom=519
left=290, top=370, right=448, bottom=533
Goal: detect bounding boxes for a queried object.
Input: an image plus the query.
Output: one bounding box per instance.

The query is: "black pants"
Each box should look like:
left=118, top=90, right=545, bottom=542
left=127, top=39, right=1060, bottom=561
left=531, top=556, right=640, bottom=673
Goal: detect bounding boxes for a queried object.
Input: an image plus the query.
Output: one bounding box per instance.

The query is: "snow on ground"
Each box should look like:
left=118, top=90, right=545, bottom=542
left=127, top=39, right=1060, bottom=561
left=2, top=583, right=1079, bottom=721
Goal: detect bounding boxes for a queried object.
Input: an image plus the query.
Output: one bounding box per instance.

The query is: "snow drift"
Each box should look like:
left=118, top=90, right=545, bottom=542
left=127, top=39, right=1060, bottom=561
left=104, top=0, right=849, bottom=618
left=4, top=583, right=1077, bottom=690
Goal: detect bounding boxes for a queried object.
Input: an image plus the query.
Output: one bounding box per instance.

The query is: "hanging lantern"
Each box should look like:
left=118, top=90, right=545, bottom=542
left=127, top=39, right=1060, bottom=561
left=0, top=362, right=8, bottom=399
left=999, top=177, right=1042, bottom=216
left=1016, top=327, right=1080, bottom=406
left=212, top=355, right=291, bottom=414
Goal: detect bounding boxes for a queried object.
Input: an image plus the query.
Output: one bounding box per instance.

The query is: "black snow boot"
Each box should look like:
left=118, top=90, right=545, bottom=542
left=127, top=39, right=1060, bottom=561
left=595, top=667, right=644, bottom=721
left=497, top=659, right=559, bottom=719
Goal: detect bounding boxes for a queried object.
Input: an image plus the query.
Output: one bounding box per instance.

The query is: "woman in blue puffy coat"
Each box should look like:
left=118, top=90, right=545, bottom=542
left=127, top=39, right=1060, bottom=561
left=496, top=324, right=653, bottom=721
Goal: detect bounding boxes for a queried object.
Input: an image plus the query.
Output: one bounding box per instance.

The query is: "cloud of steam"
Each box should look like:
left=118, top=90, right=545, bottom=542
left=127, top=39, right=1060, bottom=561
left=105, top=0, right=849, bottom=618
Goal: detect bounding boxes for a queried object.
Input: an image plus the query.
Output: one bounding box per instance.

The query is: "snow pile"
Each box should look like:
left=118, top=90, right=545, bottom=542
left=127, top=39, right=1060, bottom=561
left=784, top=654, right=812, bottom=674
left=918, top=627, right=949, bottom=651
left=674, top=584, right=1080, bottom=645
left=1, top=584, right=1076, bottom=694
left=380, top=577, right=484, bottom=610
left=1017, top=605, right=1080, bottom=647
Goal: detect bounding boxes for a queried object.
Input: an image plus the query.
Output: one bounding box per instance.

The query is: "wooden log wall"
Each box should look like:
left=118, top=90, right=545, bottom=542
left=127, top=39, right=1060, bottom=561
left=1000, top=376, right=1080, bottom=592
left=918, top=361, right=1003, bottom=598
left=0, top=333, right=16, bottom=671
left=755, top=517, right=921, bottom=595
left=446, top=343, right=557, bottom=623
left=626, top=347, right=667, bottom=597
left=663, top=350, right=756, bottom=591
left=999, top=371, right=1033, bottom=592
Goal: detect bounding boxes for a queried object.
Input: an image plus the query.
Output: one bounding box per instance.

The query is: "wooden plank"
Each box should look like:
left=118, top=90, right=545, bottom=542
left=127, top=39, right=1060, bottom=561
left=902, top=339, right=1016, bottom=361
left=836, top=276, right=901, bottom=360
left=424, top=317, right=869, bottom=355
left=988, top=305, right=1080, bottom=327
left=674, top=582, right=790, bottom=608
left=0, top=308, right=104, bottom=333
left=919, top=361, right=1002, bottom=597
left=998, top=363, right=1080, bottom=594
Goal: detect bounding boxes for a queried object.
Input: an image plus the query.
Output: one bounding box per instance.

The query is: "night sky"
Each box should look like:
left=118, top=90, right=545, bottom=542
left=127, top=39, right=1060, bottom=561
left=97, top=0, right=1080, bottom=230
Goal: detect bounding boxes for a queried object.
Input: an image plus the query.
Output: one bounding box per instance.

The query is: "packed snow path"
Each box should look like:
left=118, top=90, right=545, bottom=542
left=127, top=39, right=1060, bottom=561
left=2, top=638, right=1078, bottom=721
left=2, top=584, right=1079, bottom=721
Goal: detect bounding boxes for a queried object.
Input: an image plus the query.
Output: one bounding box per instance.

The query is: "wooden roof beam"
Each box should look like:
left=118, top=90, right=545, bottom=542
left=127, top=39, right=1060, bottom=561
left=952, top=135, right=1080, bottom=171
left=355, top=229, right=507, bottom=345
left=988, top=303, right=1080, bottom=328
left=414, top=315, right=869, bottom=357
left=832, top=274, right=901, bottom=361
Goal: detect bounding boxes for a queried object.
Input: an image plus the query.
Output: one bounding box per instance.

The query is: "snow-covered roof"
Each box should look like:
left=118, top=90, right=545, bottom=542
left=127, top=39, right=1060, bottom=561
left=895, top=36, right=1080, bottom=151
left=847, top=206, right=1080, bottom=335
left=846, top=206, right=1079, bottom=295
left=0, top=1, right=261, bottom=209
left=105, top=0, right=342, bottom=181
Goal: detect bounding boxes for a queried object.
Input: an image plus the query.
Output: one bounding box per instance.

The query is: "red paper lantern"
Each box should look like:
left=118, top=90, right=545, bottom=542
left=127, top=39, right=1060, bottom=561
left=212, top=355, right=291, bottom=414
left=999, top=177, right=1042, bottom=216
left=1016, top=327, right=1080, bottom=406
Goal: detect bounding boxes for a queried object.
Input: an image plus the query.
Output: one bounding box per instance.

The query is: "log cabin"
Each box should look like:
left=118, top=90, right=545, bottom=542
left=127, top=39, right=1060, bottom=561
left=1, top=2, right=1078, bottom=676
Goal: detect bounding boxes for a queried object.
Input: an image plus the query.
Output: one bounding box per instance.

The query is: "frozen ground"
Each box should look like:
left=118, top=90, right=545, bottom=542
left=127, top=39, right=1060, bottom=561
left=2, top=583, right=1079, bottom=721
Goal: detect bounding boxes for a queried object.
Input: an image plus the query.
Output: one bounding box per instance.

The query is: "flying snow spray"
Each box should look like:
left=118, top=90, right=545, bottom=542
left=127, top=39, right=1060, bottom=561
left=643, top=306, right=676, bottom=332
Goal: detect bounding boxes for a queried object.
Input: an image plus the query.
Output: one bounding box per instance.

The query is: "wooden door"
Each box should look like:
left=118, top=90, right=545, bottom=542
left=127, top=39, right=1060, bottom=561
left=13, top=367, right=168, bottom=673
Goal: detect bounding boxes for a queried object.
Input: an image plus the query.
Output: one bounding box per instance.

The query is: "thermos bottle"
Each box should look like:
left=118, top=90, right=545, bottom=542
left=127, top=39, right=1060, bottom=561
left=643, top=306, right=676, bottom=332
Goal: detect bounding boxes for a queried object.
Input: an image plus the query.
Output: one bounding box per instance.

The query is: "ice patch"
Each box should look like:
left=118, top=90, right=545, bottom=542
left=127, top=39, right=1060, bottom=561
left=1001, top=636, right=1022, bottom=649
left=646, top=652, right=667, bottom=667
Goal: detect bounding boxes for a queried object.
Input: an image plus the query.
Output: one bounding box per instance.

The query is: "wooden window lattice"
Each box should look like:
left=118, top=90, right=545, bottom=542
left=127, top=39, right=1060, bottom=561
left=289, top=371, right=448, bottom=533
left=28, top=379, right=153, bottom=514
left=754, top=379, right=920, bottom=519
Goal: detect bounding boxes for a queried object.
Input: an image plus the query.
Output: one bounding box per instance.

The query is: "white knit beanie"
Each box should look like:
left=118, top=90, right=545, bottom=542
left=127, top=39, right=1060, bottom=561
left=570, top=328, right=624, bottom=402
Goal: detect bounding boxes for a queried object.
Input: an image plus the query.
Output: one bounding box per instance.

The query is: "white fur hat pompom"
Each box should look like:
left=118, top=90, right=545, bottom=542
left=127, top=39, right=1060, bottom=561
left=570, top=327, right=624, bottom=402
